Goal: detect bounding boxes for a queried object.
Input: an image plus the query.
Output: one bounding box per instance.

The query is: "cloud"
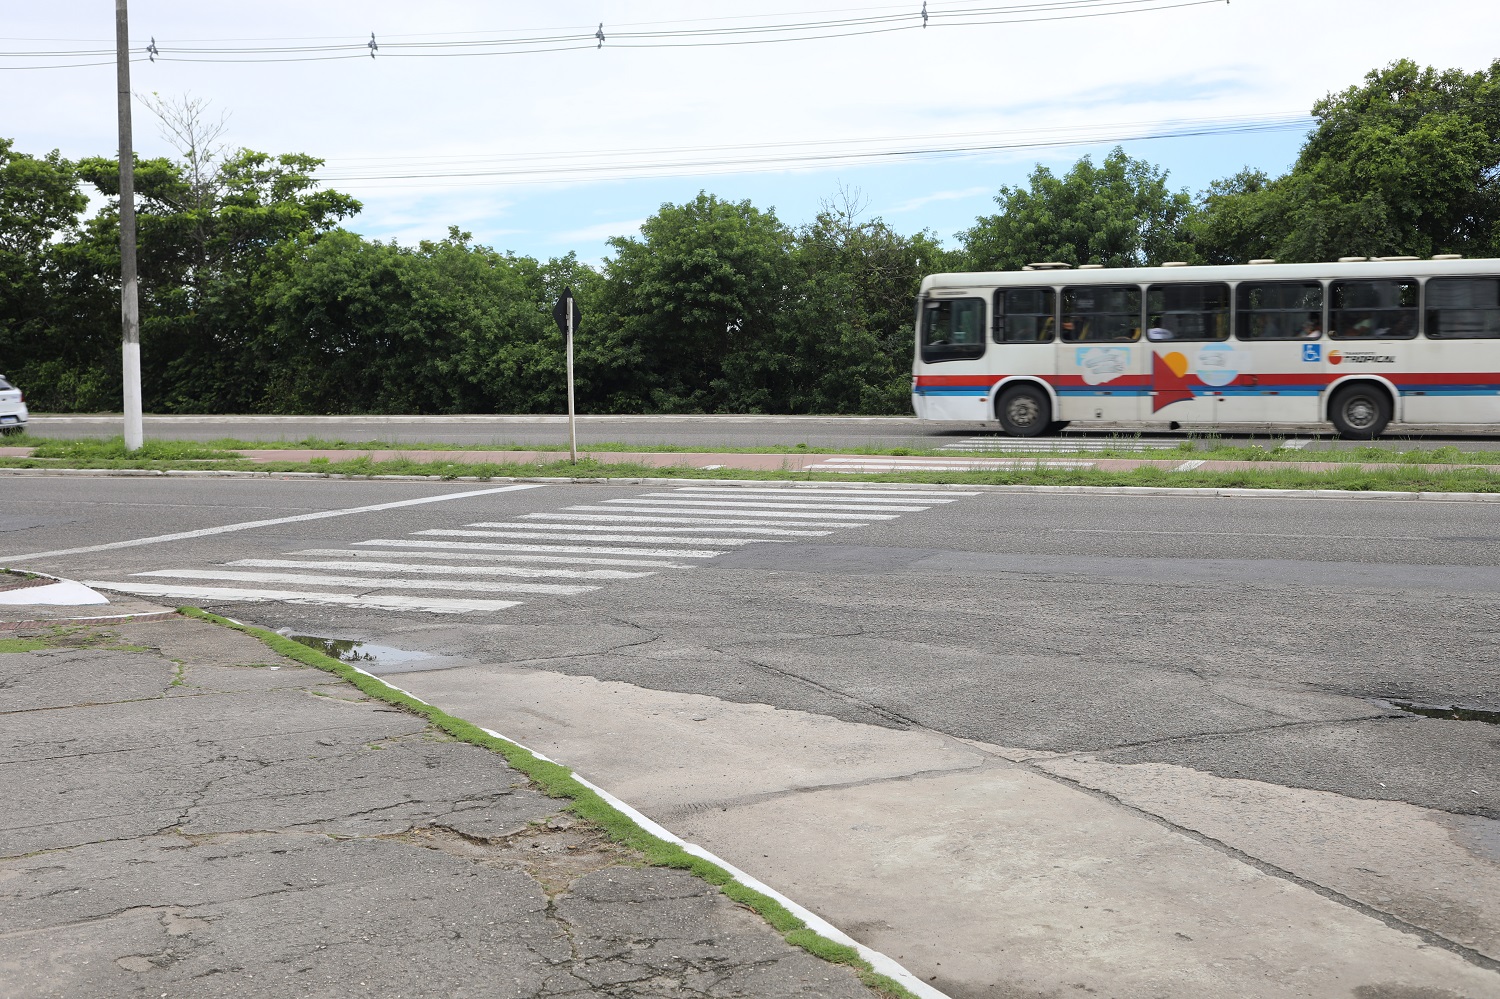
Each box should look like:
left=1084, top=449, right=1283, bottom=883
left=551, top=219, right=648, bottom=245
left=884, top=186, right=992, bottom=214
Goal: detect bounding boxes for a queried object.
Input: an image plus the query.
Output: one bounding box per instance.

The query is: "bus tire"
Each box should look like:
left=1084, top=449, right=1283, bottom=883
left=1329, top=383, right=1391, bottom=440
left=997, top=384, right=1051, bottom=437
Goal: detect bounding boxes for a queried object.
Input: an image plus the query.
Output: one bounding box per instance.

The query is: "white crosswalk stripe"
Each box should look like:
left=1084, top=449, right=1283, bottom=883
left=524, top=513, right=857, bottom=530
left=636, top=491, right=954, bottom=506
left=231, top=559, right=652, bottom=580
left=480, top=520, right=832, bottom=537
left=415, top=528, right=789, bottom=547
left=808, top=456, right=1095, bottom=471
left=90, top=481, right=975, bottom=617
left=941, top=437, right=1185, bottom=453
left=563, top=504, right=889, bottom=523
left=134, top=568, right=598, bottom=596
left=87, top=582, right=522, bottom=615
left=343, top=541, right=693, bottom=568
left=601, top=498, right=932, bottom=513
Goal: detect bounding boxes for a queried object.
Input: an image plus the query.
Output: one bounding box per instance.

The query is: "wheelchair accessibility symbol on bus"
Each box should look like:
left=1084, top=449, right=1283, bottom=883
left=1302, top=343, right=1322, bottom=362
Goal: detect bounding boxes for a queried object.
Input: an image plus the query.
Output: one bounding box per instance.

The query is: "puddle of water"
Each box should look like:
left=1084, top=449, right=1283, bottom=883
left=288, top=635, right=435, bottom=668
left=1387, top=700, right=1500, bottom=726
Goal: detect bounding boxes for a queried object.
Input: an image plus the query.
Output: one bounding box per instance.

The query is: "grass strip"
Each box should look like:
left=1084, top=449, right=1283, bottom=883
left=2, top=452, right=1499, bottom=492
left=13, top=432, right=1500, bottom=465
left=179, top=606, right=917, bottom=999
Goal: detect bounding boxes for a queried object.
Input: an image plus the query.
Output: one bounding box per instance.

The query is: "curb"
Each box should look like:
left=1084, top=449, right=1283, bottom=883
left=1, top=464, right=1499, bottom=502
left=196, top=610, right=950, bottom=999
left=0, top=570, right=177, bottom=630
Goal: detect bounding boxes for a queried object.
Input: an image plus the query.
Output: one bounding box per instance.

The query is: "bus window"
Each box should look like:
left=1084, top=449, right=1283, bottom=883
left=921, top=297, right=987, bottom=362
left=1425, top=277, right=1500, bottom=339
left=995, top=288, right=1056, bottom=343
left=1330, top=279, right=1418, bottom=339
left=1236, top=282, right=1323, bottom=340
left=1061, top=286, right=1141, bottom=343
left=1146, top=283, right=1229, bottom=341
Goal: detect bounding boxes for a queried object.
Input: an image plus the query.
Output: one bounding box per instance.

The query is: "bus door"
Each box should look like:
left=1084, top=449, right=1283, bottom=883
left=1220, top=280, right=1327, bottom=425
left=1055, top=285, right=1148, bottom=422
left=1143, top=282, right=1231, bottom=425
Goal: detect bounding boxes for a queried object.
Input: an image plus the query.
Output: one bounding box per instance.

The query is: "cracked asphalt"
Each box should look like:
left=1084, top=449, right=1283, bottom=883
left=0, top=616, right=878, bottom=999
left=4, top=475, right=1500, bottom=994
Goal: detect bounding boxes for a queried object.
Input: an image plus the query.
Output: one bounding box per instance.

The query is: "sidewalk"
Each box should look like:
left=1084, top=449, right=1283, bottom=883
left=0, top=609, right=883, bottom=998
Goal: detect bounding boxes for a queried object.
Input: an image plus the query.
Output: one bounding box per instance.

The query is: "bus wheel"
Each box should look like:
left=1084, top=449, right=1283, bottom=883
left=1329, top=384, right=1391, bottom=440
left=997, top=385, right=1051, bottom=437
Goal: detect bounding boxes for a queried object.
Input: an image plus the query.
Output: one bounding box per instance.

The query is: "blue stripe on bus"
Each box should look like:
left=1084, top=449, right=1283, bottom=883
left=913, top=388, right=991, bottom=397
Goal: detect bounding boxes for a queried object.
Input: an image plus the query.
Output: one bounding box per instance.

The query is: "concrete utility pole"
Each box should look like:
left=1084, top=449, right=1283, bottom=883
left=115, top=0, right=143, bottom=451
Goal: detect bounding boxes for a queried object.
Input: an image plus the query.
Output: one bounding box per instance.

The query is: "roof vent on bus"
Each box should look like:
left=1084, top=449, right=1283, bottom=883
left=1077, top=263, right=1105, bottom=270
left=1375, top=255, right=1419, bottom=262
left=1249, top=258, right=1276, bottom=265
left=1161, top=261, right=1188, bottom=267
left=1432, top=253, right=1464, bottom=260
left=1027, top=262, right=1072, bottom=270
left=1338, top=256, right=1369, bottom=263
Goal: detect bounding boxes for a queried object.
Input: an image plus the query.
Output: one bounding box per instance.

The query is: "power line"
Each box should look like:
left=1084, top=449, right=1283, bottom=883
left=1, top=0, right=1223, bottom=68
left=312, top=113, right=1314, bottom=189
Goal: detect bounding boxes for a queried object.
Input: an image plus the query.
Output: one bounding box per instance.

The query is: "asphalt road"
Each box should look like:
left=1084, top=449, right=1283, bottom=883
left=22, top=413, right=1500, bottom=452
left=4, top=474, right=1496, bottom=821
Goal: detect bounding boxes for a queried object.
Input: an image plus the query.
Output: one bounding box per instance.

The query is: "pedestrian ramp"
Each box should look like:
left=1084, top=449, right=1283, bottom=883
left=88, top=484, right=977, bottom=616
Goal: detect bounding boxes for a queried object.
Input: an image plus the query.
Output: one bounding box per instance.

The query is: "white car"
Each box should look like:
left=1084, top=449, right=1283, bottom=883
left=0, top=375, right=28, bottom=435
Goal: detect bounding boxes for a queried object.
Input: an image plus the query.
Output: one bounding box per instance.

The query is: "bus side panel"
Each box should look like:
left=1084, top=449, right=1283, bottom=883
left=1398, top=341, right=1500, bottom=425
left=912, top=363, right=999, bottom=422
left=1213, top=338, right=1324, bottom=426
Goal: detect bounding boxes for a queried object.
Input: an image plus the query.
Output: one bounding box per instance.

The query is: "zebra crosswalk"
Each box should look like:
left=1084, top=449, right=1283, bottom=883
left=87, top=484, right=977, bottom=616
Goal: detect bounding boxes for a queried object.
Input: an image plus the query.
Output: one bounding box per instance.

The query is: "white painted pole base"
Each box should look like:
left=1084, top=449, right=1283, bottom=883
left=122, top=340, right=143, bottom=452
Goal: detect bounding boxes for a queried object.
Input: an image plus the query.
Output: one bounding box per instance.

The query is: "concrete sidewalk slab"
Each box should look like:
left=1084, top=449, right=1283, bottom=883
left=0, top=616, right=882, bottom=999
left=392, top=661, right=1500, bottom=998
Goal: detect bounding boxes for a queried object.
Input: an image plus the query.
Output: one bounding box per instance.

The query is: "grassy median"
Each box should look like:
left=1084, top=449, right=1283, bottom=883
left=2, top=448, right=1500, bottom=492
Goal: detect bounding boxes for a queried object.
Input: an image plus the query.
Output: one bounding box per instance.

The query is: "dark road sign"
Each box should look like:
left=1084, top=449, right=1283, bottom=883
left=553, top=289, right=582, bottom=339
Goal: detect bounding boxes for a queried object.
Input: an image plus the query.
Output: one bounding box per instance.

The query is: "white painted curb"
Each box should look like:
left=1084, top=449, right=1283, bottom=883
left=0, top=570, right=108, bottom=606
left=345, top=664, right=952, bottom=999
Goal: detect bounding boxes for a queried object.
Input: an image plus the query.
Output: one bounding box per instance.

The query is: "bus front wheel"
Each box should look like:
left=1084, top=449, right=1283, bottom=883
left=1329, top=384, right=1391, bottom=440
left=997, top=385, right=1051, bottom=437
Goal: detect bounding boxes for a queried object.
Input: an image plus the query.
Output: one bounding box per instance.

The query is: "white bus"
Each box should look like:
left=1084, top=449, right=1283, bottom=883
left=912, top=256, right=1500, bottom=439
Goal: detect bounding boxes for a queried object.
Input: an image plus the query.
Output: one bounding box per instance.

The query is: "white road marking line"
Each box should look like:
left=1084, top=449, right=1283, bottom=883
left=1053, top=528, right=1435, bottom=540
left=562, top=505, right=890, bottom=523
left=1281, top=439, right=1313, bottom=449
left=603, top=498, right=930, bottom=513
left=341, top=542, right=694, bottom=568
left=232, top=559, right=652, bottom=580
left=2, top=483, right=546, bottom=562
left=417, top=529, right=777, bottom=547
left=669, top=487, right=976, bottom=498
left=354, top=539, right=723, bottom=558
left=1174, top=459, right=1206, bottom=471
left=134, top=568, right=599, bottom=596
left=640, top=491, right=950, bottom=506
left=524, top=513, right=857, bottom=530
left=468, top=521, right=830, bottom=537
left=941, top=437, right=1184, bottom=453
left=85, top=581, right=522, bottom=614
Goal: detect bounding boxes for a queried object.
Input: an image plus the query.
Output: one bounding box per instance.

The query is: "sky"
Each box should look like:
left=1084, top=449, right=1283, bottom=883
left=5, top=1, right=1499, bottom=265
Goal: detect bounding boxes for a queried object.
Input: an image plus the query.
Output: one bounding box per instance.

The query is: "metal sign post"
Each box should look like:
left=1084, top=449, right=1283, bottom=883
left=552, top=289, right=582, bottom=464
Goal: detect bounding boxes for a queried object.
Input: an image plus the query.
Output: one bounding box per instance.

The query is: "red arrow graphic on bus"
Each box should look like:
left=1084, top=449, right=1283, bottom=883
left=1151, top=351, right=1195, bottom=412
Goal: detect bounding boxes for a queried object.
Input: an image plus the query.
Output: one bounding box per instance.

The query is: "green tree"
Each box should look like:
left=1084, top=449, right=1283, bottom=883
left=1195, top=59, right=1500, bottom=262
left=785, top=191, right=951, bottom=412
left=960, top=148, right=1197, bottom=271
left=592, top=193, right=796, bottom=412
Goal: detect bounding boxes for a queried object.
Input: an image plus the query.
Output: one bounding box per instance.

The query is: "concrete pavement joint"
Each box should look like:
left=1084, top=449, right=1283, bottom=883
left=186, top=608, right=946, bottom=999
left=1026, top=757, right=1500, bottom=975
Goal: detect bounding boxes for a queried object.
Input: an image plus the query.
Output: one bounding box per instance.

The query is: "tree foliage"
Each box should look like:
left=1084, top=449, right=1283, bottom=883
left=3, top=58, right=1499, bottom=416
left=959, top=147, right=1197, bottom=270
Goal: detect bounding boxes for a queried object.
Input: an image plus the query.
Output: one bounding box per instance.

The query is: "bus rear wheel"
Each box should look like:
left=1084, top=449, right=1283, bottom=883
left=997, top=384, right=1051, bottom=437
left=1329, top=384, right=1391, bottom=440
